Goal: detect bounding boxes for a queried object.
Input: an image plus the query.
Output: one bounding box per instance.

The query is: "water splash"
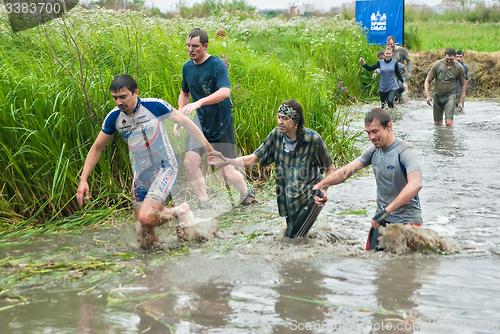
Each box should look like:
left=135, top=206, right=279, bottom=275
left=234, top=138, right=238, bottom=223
left=378, top=224, right=460, bottom=254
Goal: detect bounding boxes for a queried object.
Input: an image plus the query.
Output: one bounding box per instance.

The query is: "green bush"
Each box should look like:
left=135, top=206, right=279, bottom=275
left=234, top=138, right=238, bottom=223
left=404, top=24, right=422, bottom=51
left=405, top=6, right=415, bottom=23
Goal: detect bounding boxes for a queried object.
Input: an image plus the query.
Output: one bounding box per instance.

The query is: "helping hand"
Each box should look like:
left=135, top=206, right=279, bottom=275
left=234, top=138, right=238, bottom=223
left=314, top=192, right=328, bottom=207
left=312, top=185, right=328, bottom=207
left=173, top=123, right=183, bottom=137
left=209, top=150, right=231, bottom=168
left=179, top=101, right=202, bottom=116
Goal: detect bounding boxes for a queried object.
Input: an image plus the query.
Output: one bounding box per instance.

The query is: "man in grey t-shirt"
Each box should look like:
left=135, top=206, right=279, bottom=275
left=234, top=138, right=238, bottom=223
left=313, top=108, right=423, bottom=251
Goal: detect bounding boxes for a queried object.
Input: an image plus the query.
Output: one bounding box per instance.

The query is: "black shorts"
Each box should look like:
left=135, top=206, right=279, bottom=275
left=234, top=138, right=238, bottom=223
left=185, top=116, right=237, bottom=159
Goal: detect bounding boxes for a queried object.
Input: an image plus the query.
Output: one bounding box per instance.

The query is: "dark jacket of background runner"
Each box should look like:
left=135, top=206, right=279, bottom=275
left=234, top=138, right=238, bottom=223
left=392, top=47, right=412, bottom=75
left=456, top=62, right=469, bottom=97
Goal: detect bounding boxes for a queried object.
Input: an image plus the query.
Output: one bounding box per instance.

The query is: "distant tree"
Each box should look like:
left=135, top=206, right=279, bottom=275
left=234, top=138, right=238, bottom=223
left=149, top=6, right=163, bottom=17
left=91, top=0, right=145, bottom=11
left=175, top=0, right=255, bottom=18
left=128, top=0, right=146, bottom=11
left=458, top=0, right=476, bottom=16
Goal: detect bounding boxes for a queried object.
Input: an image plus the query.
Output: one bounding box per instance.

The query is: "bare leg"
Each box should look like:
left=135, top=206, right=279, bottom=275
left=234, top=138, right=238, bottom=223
left=136, top=200, right=190, bottom=248
left=161, top=203, right=189, bottom=226
left=445, top=119, right=453, bottom=127
left=219, top=165, right=247, bottom=198
left=134, top=206, right=159, bottom=248
left=184, top=151, right=209, bottom=201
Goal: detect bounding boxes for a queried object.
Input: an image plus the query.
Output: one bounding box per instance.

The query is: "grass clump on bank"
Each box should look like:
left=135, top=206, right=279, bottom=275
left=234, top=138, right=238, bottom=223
left=0, top=6, right=372, bottom=231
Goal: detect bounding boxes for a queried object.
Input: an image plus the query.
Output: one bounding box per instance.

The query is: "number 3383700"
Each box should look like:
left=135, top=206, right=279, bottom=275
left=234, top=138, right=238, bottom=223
left=5, top=2, right=62, bottom=14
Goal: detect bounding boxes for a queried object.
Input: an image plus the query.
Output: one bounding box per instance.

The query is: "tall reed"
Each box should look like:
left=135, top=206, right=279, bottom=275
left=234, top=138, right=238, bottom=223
left=0, top=6, right=375, bottom=231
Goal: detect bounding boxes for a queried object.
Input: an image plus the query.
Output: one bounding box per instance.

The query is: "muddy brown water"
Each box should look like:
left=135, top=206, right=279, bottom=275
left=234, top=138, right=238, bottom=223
left=1, top=101, right=500, bottom=333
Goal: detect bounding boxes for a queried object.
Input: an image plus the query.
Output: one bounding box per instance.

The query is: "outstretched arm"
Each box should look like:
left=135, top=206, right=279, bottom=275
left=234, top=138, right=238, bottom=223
left=211, top=153, right=260, bottom=169
left=168, top=109, right=212, bottom=155
left=313, top=163, right=336, bottom=206
left=77, top=131, right=113, bottom=205
left=313, top=159, right=366, bottom=192
left=362, top=61, right=381, bottom=72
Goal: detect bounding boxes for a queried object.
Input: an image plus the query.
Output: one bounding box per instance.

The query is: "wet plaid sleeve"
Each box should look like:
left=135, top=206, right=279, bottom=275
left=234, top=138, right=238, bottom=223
left=316, top=136, right=334, bottom=173
left=254, top=128, right=279, bottom=167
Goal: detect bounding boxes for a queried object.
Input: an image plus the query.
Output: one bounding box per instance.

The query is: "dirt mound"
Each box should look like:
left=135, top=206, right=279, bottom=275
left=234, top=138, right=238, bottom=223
left=407, top=49, right=500, bottom=98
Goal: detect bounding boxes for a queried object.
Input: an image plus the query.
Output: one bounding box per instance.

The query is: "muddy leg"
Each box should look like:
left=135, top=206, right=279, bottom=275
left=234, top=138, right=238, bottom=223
left=166, top=203, right=189, bottom=240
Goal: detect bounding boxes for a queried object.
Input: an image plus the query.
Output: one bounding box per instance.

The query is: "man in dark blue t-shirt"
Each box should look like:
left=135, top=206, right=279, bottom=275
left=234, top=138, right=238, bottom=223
left=174, top=28, right=255, bottom=209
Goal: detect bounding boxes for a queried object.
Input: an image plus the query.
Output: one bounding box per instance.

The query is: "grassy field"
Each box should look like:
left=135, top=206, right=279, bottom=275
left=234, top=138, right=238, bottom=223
left=416, top=21, right=500, bottom=52
left=0, top=7, right=379, bottom=231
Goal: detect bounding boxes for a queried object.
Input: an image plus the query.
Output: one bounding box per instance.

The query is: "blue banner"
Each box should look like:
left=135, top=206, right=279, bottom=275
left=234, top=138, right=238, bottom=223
left=355, top=0, right=404, bottom=45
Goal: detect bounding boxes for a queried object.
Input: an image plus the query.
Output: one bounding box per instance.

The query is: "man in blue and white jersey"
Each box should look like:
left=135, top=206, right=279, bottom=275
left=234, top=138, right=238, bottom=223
left=77, top=74, right=212, bottom=248
left=313, top=108, right=423, bottom=251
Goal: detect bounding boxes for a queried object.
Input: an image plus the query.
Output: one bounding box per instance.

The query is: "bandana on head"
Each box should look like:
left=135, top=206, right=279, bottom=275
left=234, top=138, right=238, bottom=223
left=277, top=103, right=300, bottom=123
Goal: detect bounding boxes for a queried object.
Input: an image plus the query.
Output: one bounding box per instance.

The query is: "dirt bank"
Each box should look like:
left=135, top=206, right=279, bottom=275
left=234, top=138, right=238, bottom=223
left=407, top=49, right=500, bottom=99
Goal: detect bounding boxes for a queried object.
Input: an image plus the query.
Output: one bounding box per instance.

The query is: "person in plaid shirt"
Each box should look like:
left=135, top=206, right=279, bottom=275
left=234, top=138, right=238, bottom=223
left=211, top=99, right=335, bottom=239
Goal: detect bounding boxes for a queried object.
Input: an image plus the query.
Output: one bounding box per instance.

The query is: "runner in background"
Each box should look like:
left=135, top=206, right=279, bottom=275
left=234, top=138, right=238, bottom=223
left=424, top=48, right=466, bottom=127
left=360, top=47, right=407, bottom=109
left=387, top=35, right=412, bottom=103
left=455, top=50, right=469, bottom=113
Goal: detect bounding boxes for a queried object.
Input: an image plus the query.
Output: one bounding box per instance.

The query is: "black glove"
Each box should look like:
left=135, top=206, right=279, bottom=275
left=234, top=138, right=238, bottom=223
left=372, top=208, right=390, bottom=227
left=311, top=188, right=324, bottom=199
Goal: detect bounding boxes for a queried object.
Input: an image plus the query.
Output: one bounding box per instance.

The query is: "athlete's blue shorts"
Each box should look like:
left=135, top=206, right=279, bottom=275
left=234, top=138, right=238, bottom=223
left=132, top=166, right=178, bottom=208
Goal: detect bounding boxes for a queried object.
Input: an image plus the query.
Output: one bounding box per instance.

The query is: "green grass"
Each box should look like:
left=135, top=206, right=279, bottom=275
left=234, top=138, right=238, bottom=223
left=0, top=6, right=377, bottom=230
left=416, top=21, right=500, bottom=52
left=338, top=208, right=367, bottom=216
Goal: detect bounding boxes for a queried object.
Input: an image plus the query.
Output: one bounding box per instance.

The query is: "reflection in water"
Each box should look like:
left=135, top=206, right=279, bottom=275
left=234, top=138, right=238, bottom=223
left=273, top=261, right=329, bottom=334
left=370, top=257, right=438, bottom=334
left=189, top=282, right=233, bottom=327
left=432, top=125, right=466, bottom=157
left=136, top=281, right=234, bottom=333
